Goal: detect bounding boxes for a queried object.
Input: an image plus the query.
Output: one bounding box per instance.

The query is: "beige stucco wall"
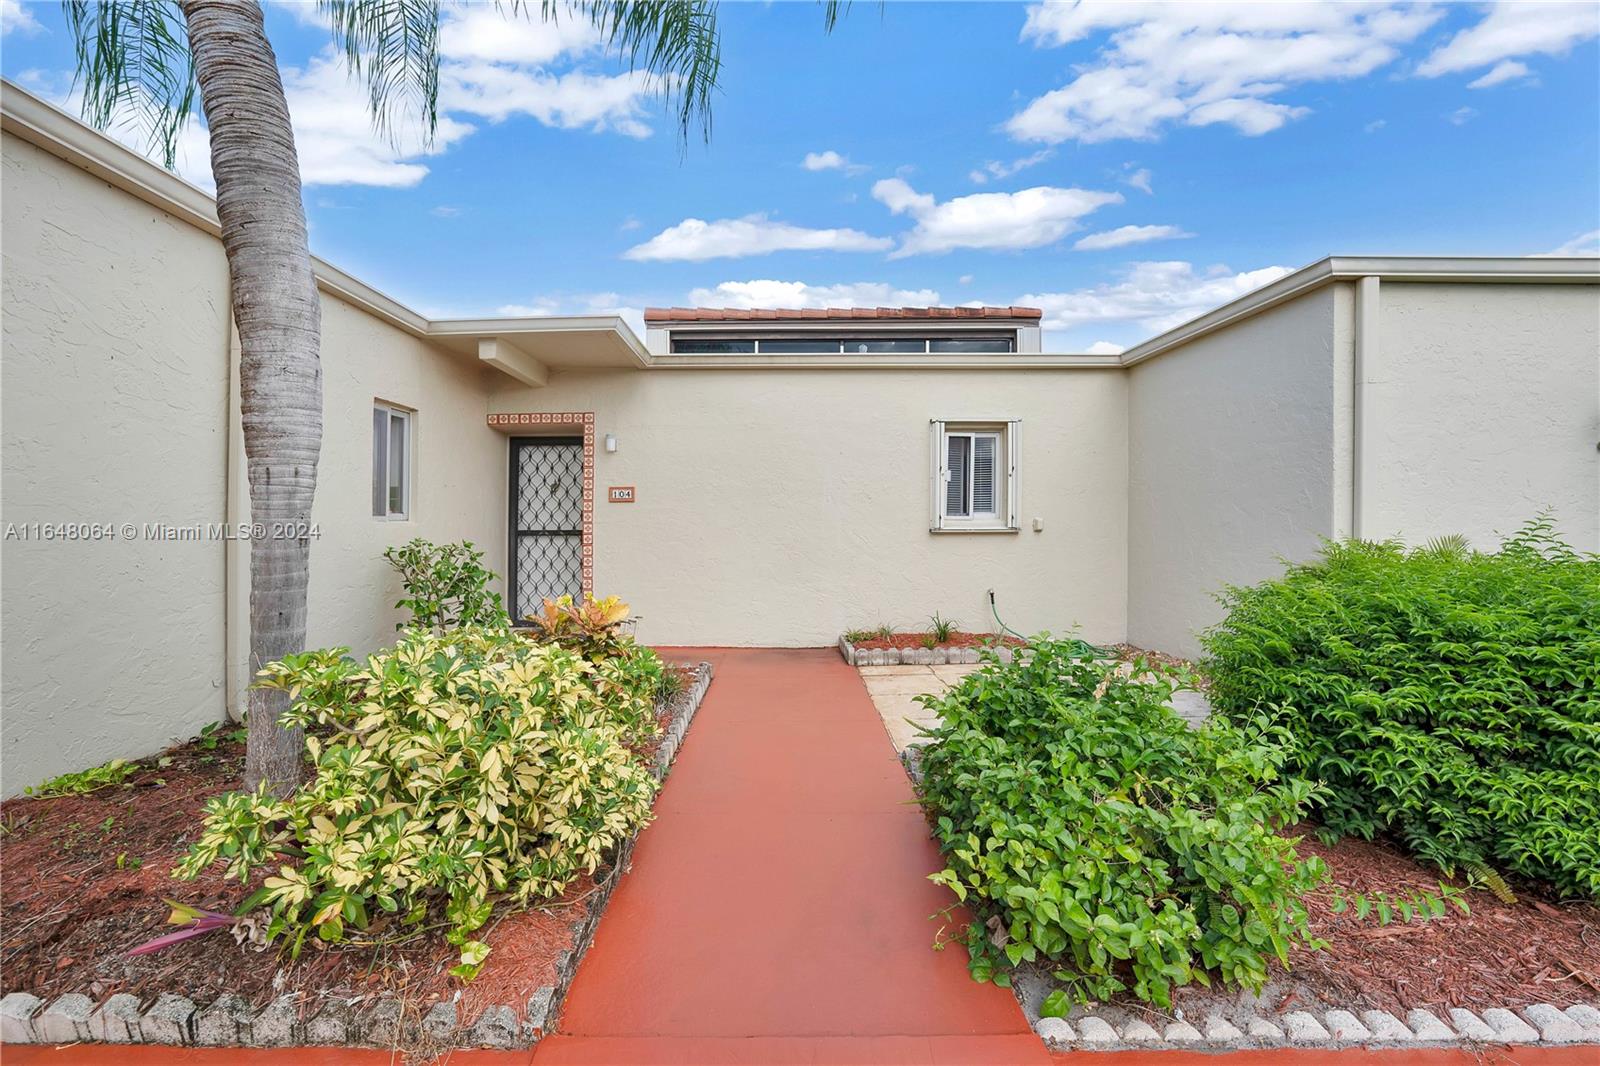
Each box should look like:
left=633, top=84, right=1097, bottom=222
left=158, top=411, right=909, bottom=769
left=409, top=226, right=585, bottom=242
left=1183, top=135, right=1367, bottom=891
left=292, top=295, right=503, bottom=659
left=1363, top=282, right=1599, bottom=551
left=1, top=127, right=505, bottom=792
left=489, top=368, right=1130, bottom=647
left=1126, top=285, right=1350, bottom=658
left=2, top=132, right=232, bottom=794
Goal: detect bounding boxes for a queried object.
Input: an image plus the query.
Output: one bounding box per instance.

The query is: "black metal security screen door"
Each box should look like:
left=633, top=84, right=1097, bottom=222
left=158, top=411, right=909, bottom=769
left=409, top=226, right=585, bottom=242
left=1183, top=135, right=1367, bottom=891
left=509, top=437, right=584, bottom=622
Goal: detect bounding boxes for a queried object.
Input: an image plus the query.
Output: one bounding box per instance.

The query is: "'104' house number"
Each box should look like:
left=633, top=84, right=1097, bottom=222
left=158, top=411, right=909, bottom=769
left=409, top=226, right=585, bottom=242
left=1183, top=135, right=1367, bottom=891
left=608, top=486, right=635, bottom=503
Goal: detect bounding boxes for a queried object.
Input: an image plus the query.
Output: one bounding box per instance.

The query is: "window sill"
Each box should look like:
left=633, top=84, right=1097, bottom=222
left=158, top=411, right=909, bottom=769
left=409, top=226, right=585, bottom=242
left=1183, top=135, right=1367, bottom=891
left=930, top=525, right=1019, bottom=535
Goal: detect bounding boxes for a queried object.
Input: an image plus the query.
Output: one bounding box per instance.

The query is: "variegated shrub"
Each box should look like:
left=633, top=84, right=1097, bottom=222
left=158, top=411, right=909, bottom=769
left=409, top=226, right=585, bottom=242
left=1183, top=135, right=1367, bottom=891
left=176, top=625, right=661, bottom=969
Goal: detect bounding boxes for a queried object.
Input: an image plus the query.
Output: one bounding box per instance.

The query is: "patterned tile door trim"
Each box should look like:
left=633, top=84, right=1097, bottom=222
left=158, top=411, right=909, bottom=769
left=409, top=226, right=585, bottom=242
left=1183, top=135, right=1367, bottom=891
left=491, top=412, right=594, bottom=604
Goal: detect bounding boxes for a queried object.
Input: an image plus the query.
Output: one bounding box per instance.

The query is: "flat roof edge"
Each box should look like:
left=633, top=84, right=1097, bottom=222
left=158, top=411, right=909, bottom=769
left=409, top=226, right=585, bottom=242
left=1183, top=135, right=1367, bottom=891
left=1119, top=255, right=1600, bottom=367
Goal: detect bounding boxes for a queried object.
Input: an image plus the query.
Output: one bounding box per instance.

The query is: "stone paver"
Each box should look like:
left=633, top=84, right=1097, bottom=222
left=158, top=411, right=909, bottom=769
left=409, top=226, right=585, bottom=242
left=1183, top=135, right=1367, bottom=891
left=1405, top=1008, right=1455, bottom=1041
left=1482, top=1007, right=1540, bottom=1043
left=1282, top=1011, right=1332, bottom=1043
left=1073, top=1016, right=1119, bottom=1045
left=1522, top=1003, right=1585, bottom=1043
left=1323, top=1009, right=1373, bottom=1042
left=1447, top=1008, right=1497, bottom=1042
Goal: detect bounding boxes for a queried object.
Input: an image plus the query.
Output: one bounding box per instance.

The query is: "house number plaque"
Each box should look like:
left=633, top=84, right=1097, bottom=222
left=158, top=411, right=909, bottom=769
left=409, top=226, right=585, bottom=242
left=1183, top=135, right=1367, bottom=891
left=608, top=486, right=636, bottom=503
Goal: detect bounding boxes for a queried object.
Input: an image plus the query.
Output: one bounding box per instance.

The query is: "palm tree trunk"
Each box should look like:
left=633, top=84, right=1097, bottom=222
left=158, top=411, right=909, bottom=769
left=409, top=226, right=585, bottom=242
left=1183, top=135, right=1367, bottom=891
left=180, top=0, right=322, bottom=796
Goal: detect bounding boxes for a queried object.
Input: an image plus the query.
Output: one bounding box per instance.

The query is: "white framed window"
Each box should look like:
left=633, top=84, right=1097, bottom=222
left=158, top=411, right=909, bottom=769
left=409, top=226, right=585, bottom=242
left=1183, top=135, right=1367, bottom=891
left=930, top=419, right=1019, bottom=532
left=372, top=402, right=412, bottom=519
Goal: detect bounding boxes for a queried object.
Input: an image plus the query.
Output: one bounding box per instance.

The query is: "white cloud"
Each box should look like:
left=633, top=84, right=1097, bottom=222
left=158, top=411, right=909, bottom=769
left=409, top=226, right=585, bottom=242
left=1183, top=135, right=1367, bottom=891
left=872, top=178, right=1122, bottom=257
left=284, top=51, right=475, bottom=187
left=1124, top=167, right=1153, bottom=194
left=1467, top=59, right=1532, bottom=89
left=1084, top=340, right=1126, bottom=355
left=1009, top=2, right=1441, bottom=144
left=441, top=63, right=656, bottom=137
left=1, top=0, right=41, bottom=35
left=685, top=280, right=943, bottom=310
left=36, top=52, right=462, bottom=191
left=969, top=149, right=1054, bottom=185
left=622, top=214, right=893, bottom=261
left=1537, top=230, right=1600, bottom=258
left=958, top=274, right=975, bottom=285
left=1073, top=224, right=1194, bottom=251
left=431, top=205, right=463, bottom=218
left=439, top=8, right=601, bottom=65
left=428, top=6, right=657, bottom=137
left=33, top=4, right=655, bottom=190
left=1364, top=118, right=1388, bottom=133
left=1447, top=106, right=1478, bottom=126
left=1020, top=260, right=1293, bottom=336
left=1417, top=2, right=1598, bottom=79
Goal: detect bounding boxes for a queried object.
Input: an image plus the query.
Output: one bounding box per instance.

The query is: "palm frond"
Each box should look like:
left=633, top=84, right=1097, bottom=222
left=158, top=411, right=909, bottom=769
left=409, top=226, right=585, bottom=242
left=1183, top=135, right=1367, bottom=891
left=319, top=0, right=441, bottom=147
left=61, top=0, right=197, bottom=169
left=536, top=1, right=721, bottom=144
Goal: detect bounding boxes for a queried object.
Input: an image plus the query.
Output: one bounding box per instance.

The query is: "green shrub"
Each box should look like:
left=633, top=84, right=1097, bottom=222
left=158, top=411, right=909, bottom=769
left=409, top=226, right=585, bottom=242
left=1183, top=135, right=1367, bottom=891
left=917, top=638, right=1327, bottom=1007
left=176, top=625, right=661, bottom=968
left=384, top=538, right=506, bottom=631
left=1202, top=518, right=1600, bottom=899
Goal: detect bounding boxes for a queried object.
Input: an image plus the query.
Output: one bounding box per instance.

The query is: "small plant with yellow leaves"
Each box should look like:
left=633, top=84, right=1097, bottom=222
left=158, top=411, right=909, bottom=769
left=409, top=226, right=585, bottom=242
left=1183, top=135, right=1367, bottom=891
left=175, top=624, right=662, bottom=968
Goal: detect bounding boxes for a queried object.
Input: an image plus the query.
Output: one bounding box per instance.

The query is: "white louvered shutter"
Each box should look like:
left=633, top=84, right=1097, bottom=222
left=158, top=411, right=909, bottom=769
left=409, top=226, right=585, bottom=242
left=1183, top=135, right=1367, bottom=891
left=929, top=420, right=946, bottom=530
left=1007, top=419, right=1021, bottom=530
left=971, top=433, right=997, bottom=515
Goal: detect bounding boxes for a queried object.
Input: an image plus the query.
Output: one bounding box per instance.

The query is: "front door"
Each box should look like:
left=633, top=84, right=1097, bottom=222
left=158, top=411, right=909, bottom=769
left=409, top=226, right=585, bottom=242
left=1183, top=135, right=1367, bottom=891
left=509, top=436, right=584, bottom=622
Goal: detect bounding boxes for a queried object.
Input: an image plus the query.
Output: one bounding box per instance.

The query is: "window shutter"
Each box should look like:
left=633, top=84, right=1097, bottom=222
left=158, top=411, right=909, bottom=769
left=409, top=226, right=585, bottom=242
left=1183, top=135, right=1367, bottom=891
left=971, top=434, right=997, bottom=515
left=372, top=406, right=388, bottom=516
left=929, top=420, right=945, bottom=530
left=1007, top=419, right=1021, bottom=530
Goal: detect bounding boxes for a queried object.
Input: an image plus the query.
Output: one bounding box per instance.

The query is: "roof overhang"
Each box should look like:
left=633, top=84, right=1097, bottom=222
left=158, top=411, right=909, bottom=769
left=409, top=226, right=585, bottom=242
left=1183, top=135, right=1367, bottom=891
left=429, top=316, right=651, bottom=372
left=1119, top=255, right=1600, bottom=367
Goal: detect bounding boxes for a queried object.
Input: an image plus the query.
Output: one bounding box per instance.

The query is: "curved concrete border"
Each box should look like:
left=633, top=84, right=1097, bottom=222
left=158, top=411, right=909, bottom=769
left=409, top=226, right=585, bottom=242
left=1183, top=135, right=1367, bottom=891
left=1031, top=1002, right=1600, bottom=1051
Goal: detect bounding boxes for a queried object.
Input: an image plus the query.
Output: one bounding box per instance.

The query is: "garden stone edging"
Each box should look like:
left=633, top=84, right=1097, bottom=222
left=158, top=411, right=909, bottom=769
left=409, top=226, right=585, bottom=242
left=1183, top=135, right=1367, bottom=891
left=1028, top=1002, right=1600, bottom=1051
left=838, top=635, right=1013, bottom=666
left=0, top=660, right=715, bottom=1053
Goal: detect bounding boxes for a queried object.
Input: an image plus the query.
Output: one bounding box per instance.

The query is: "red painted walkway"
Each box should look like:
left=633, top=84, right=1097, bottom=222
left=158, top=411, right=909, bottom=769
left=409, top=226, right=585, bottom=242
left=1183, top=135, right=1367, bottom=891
left=531, top=647, right=1045, bottom=1065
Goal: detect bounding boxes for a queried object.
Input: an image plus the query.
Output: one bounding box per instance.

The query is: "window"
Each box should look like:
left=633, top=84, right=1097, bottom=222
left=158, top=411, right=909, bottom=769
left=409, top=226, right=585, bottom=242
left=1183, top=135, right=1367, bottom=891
left=671, top=338, right=756, bottom=353
left=929, top=336, right=1013, bottom=353
left=930, top=420, right=1019, bottom=531
left=669, top=333, right=1019, bottom=354
left=372, top=402, right=411, bottom=519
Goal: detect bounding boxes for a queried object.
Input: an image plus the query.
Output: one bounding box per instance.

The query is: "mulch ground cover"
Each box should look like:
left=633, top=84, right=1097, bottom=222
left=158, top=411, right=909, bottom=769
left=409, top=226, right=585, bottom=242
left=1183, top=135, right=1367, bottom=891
left=1277, top=829, right=1600, bottom=1014
left=0, top=664, right=700, bottom=1033
left=851, top=630, right=1027, bottom=650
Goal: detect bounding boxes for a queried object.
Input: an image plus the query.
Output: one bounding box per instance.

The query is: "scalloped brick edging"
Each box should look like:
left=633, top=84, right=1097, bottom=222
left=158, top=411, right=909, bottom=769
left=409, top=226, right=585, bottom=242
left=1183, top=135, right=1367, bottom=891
left=1030, top=1002, right=1600, bottom=1052
left=0, top=660, right=714, bottom=1052
left=838, top=635, right=1015, bottom=666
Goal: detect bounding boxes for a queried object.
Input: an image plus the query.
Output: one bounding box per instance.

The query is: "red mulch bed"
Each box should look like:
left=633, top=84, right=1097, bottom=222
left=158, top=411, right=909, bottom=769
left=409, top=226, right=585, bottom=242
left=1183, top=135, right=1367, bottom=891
left=851, top=630, right=1025, bottom=650
left=0, top=664, right=702, bottom=1031
left=1281, top=828, right=1600, bottom=1013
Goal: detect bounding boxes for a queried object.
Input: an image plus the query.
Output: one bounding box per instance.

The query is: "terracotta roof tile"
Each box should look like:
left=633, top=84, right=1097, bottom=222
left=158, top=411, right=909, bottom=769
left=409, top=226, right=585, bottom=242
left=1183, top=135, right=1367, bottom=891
left=643, top=305, right=1042, bottom=323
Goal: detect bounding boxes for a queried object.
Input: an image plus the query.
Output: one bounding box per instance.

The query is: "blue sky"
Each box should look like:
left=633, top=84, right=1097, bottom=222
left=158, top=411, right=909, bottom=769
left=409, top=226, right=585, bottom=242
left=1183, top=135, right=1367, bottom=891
left=3, top=1, right=1597, bottom=351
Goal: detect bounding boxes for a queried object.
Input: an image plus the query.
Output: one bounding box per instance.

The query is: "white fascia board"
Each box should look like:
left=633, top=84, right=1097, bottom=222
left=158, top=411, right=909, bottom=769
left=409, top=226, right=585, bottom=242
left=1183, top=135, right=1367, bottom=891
left=648, top=353, right=1121, bottom=370
left=1119, top=255, right=1600, bottom=367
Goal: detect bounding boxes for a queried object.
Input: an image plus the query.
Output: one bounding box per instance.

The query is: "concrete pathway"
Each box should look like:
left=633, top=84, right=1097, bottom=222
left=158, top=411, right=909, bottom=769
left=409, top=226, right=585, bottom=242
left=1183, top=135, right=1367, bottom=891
left=857, top=663, right=977, bottom=752
left=532, top=648, right=1047, bottom=1065
left=859, top=661, right=1213, bottom=753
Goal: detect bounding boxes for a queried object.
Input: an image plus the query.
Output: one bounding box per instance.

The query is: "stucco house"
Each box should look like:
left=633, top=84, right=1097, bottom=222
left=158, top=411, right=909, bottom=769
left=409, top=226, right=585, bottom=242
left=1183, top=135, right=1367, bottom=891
left=3, top=80, right=1598, bottom=796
